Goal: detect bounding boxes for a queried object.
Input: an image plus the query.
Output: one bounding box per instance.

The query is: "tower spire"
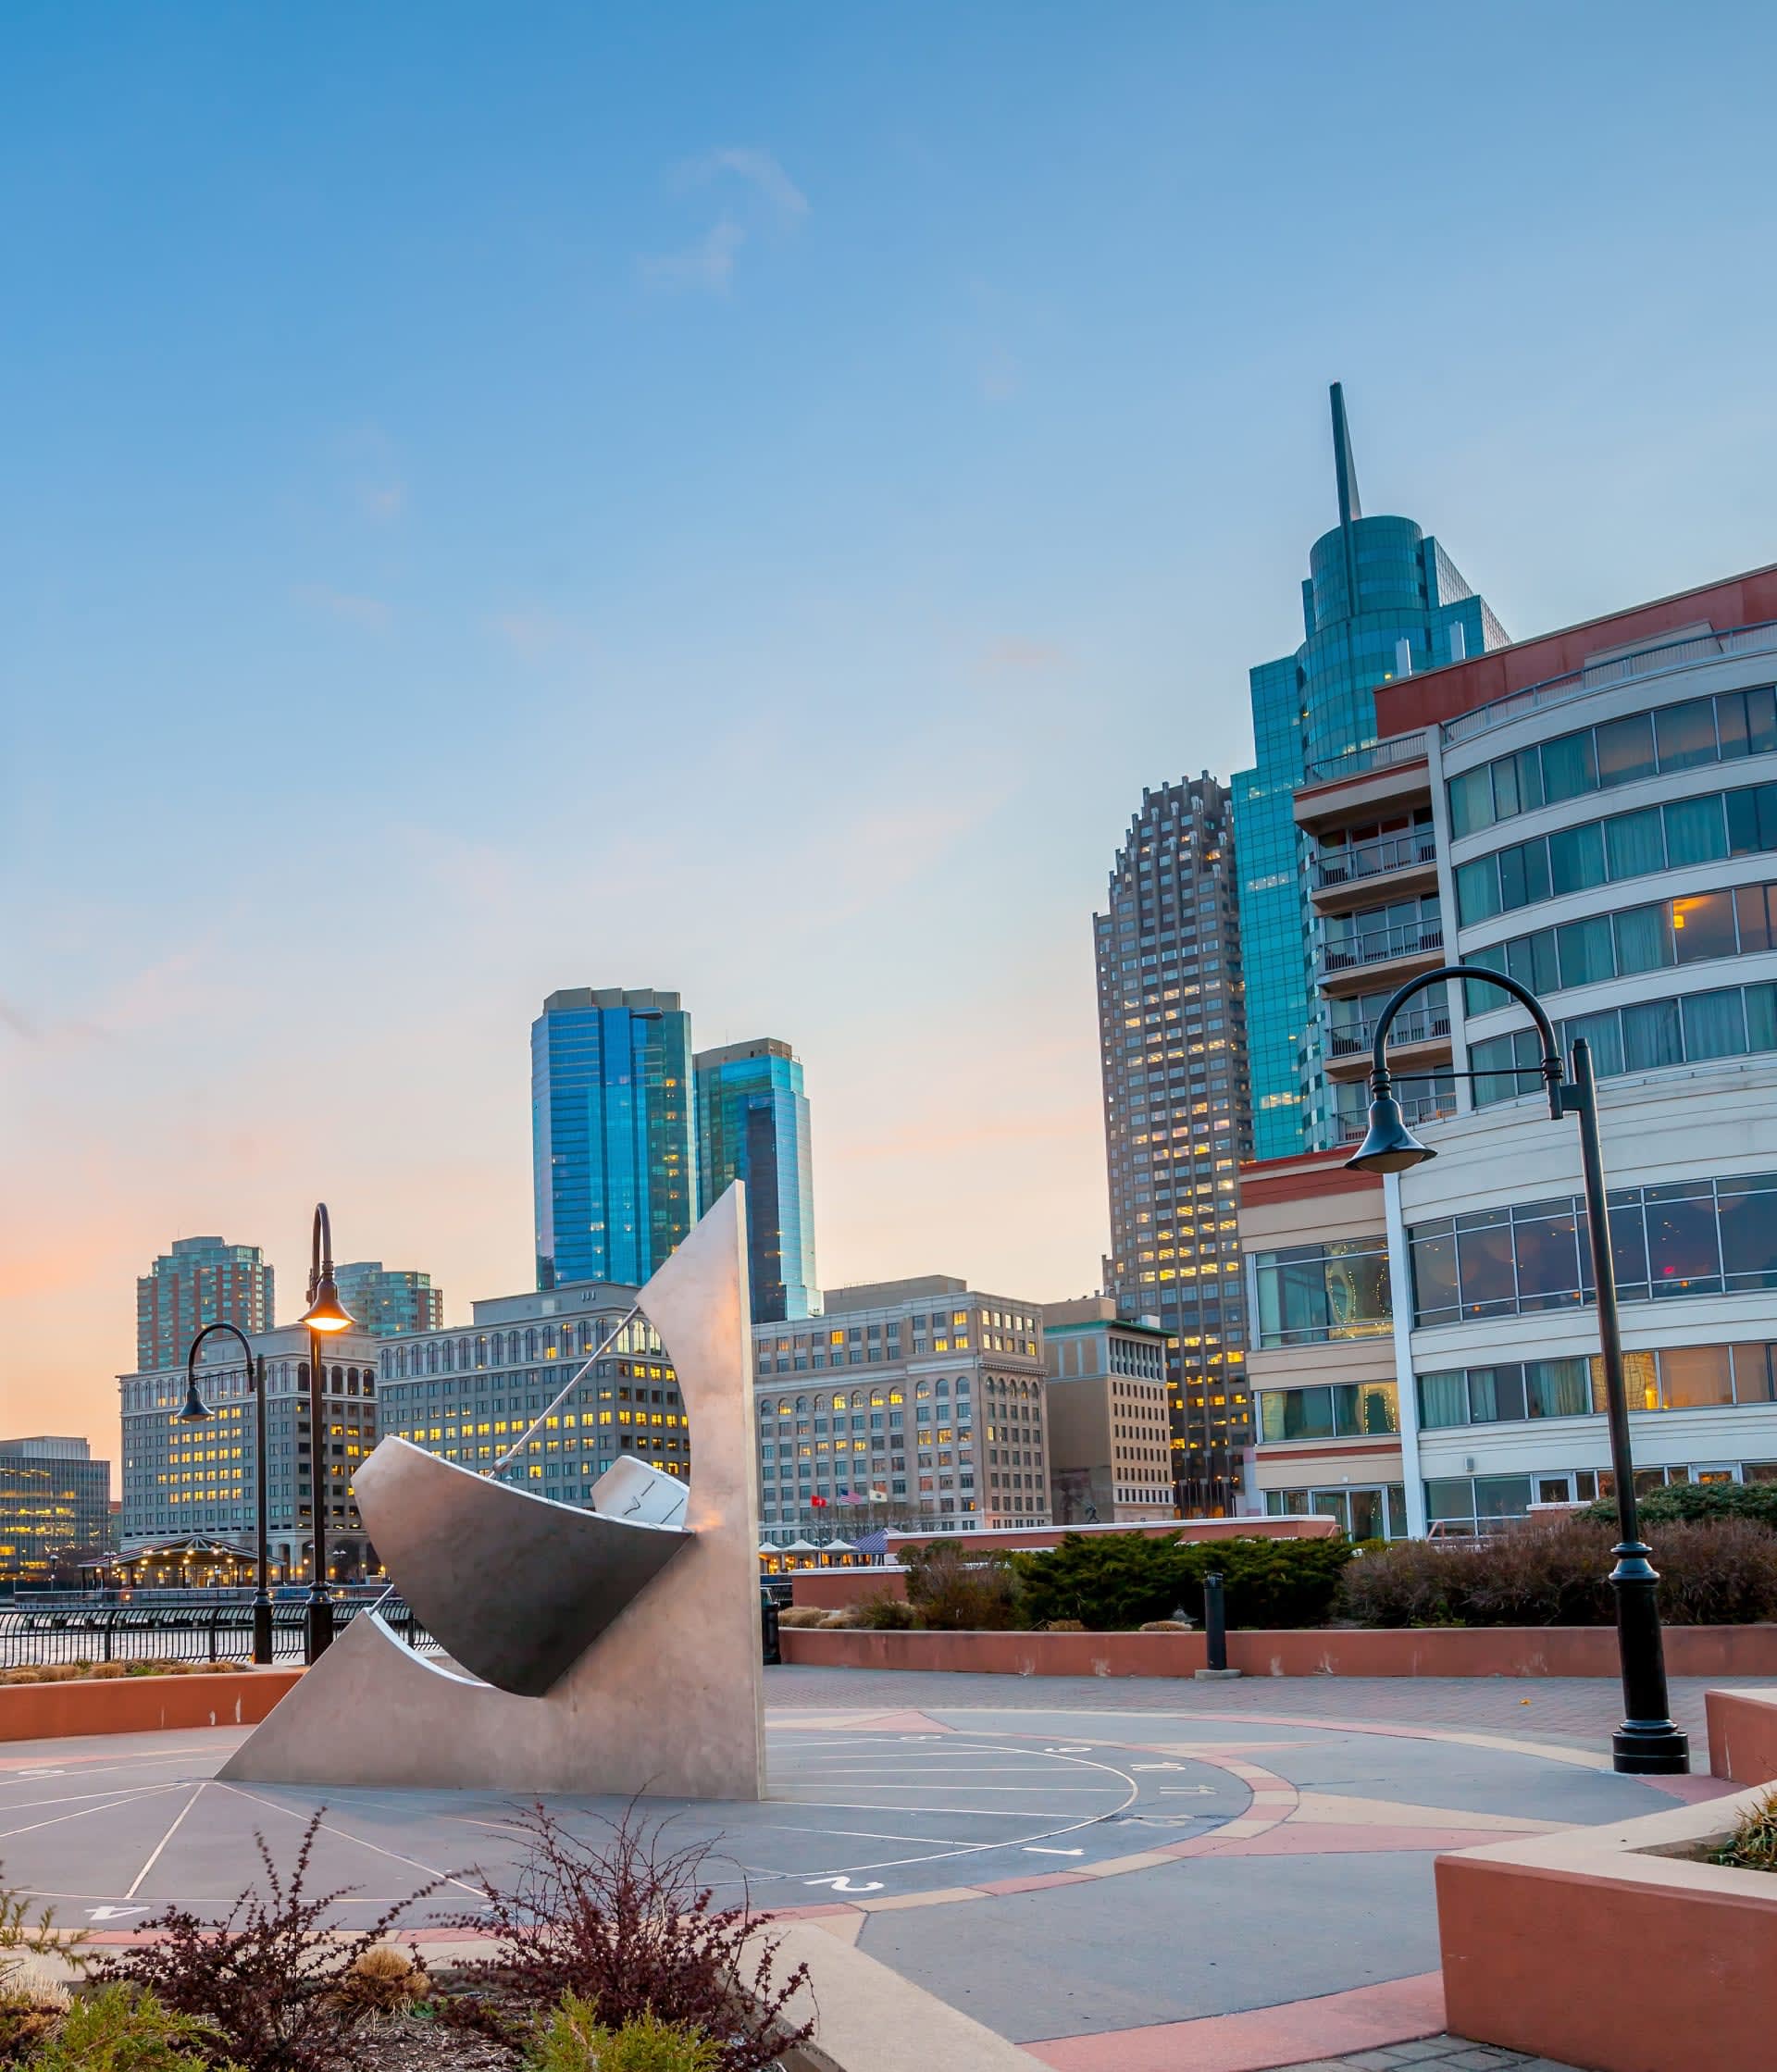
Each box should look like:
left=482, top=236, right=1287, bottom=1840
left=1330, top=380, right=1361, bottom=527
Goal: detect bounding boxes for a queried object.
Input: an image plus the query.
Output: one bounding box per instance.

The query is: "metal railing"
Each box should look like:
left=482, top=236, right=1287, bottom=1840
left=1320, top=922, right=1444, bottom=977
left=1312, top=831, right=1438, bottom=889
left=1328, top=1005, right=1451, bottom=1058
left=1440, top=619, right=1777, bottom=749
left=1336, top=1087, right=1457, bottom=1140
left=0, top=1596, right=438, bottom=1669
left=1300, top=731, right=1430, bottom=788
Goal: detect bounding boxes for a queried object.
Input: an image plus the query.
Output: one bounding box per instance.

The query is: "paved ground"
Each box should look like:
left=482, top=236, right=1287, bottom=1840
left=6, top=1668, right=1757, bottom=2071
left=764, top=1662, right=1731, bottom=1747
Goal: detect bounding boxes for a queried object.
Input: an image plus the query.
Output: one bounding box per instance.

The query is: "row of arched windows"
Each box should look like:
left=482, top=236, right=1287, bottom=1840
left=379, top=1315, right=645, bottom=1380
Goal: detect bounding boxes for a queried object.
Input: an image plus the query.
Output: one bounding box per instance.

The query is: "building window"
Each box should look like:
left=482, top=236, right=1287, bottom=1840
left=1253, top=1241, right=1391, bottom=1346
left=1256, top=1383, right=1398, bottom=1441
left=1410, top=1172, right=1777, bottom=1325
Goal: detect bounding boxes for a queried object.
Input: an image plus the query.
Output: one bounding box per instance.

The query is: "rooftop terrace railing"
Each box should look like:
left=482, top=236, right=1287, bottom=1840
left=1441, top=618, right=1777, bottom=749
left=1300, top=730, right=1430, bottom=788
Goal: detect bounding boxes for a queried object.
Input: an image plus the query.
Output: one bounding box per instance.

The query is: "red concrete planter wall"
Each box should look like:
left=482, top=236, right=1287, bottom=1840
left=789, top=1571, right=909, bottom=1610
left=779, top=1623, right=1777, bottom=1679
left=0, top=1669, right=302, bottom=1743
left=1707, top=1684, right=1777, bottom=1782
left=1436, top=1793, right=1777, bottom=2072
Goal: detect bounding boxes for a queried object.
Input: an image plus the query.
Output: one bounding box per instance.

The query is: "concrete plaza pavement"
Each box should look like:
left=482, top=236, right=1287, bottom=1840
left=5, top=1664, right=1758, bottom=2071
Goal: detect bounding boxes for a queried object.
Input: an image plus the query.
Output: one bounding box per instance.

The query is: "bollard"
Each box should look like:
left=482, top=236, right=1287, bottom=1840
left=1194, top=1570, right=1241, bottom=1681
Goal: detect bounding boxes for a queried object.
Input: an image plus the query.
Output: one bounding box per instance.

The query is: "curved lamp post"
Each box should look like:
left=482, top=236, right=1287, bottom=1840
left=179, top=1323, right=273, bottom=1665
left=1346, top=962, right=1689, bottom=1776
left=296, top=1203, right=356, bottom=1662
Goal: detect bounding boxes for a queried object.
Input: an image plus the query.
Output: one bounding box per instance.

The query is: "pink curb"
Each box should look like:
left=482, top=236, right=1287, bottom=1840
left=1019, top=1968, right=1447, bottom=2072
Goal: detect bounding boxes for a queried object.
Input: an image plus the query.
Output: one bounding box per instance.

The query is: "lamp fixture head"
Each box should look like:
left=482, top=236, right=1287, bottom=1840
left=299, top=1273, right=356, bottom=1334
left=176, top=1376, right=215, bottom=1423
left=1344, top=1088, right=1437, bottom=1175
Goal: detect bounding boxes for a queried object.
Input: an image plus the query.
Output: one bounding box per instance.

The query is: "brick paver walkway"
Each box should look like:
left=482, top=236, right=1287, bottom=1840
left=1299, top=2041, right=1580, bottom=2070
left=766, top=1663, right=1750, bottom=1751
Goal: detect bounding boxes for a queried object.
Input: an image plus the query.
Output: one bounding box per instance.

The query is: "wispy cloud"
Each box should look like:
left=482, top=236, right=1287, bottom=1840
left=484, top=609, right=600, bottom=664
left=356, top=479, right=406, bottom=523
left=292, top=583, right=391, bottom=631
left=676, top=146, right=809, bottom=221
left=642, top=217, right=747, bottom=295
left=645, top=146, right=807, bottom=294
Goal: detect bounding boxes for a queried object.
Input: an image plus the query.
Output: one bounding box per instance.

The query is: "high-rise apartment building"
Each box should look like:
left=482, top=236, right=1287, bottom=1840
left=1094, top=772, right=1251, bottom=1512
left=136, top=1235, right=274, bottom=1371
left=694, top=1038, right=818, bottom=1324
left=333, top=1261, right=444, bottom=1338
left=1234, top=384, right=1509, bottom=1160
left=0, top=1438, right=111, bottom=1587
left=1241, top=561, right=1777, bottom=1536
left=532, top=987, right=697, bottom=1290
left=119, top=1325, right=380, bottom=1577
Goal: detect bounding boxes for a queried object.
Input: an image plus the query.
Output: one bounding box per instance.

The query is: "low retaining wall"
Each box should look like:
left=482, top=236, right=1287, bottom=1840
left=1436, top=1787, right=1777, bottom=2071
left=790, top=1570, right=908, bottom=1610
left=780, top=1623, right=1777, bottom=1679
left=1707, top=1684, right=1777, bottom=1782
left=0, top=1668, right=302, bottom=1742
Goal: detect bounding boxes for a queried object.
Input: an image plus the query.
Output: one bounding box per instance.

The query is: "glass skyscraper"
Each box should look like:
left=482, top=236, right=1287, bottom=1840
left=532, top=987, right=697, bottom=1289
left=1233, top=384, right=1509, bottom=1158
left=1095, top=773, right=1252, bottom=1513
left=693, top=1038, right=817, bottom=1323
left=136, top=1235, right=274, bottom=1371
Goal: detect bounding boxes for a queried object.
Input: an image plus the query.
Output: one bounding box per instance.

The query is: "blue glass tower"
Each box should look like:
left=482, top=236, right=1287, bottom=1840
left=694, top=1038, right=818, bottom=1323
left=532, top=987, right=697, bottom=1289
left=1233, top=385, right=1509, bottom=1158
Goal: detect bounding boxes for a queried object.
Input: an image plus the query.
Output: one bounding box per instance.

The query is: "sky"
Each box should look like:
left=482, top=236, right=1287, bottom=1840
left=4, top=1, right=1776, bottom=1455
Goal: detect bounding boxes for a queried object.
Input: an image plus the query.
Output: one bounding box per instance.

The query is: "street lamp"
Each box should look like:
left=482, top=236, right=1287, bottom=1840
left=296, top=1202, right=356, bottom=1663
left=180, top=1323, right=273, bottom=1666
left=1347, top=962, right=1688, bottom=1775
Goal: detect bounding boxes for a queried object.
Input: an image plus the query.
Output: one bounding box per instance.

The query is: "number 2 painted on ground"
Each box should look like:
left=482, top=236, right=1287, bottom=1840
left=804, top=1875, right=884, bottom=1893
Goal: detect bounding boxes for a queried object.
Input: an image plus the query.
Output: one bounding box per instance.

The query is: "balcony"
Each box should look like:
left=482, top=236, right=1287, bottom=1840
left=1311, top=830, right=1439, bottom=913
left=1317, top=921, right=1446, bottom=997
left=1336, top=1086, right=1458, bottom=1143
left=1325, top=1002, right=1453, bottom=1081
left=1293, top=733, right=1433, bottom=835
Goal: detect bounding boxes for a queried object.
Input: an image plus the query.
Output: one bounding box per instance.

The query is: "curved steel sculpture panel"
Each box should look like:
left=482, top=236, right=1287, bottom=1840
left=352, top=1441, right=690, bottom=1697
left=221, top=1184, right=766, bottom=1801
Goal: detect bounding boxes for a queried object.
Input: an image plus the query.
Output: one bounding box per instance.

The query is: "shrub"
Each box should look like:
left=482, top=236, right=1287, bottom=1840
left=98, top=1810, right=441, bottom=2072
left=774, top=1608, right=826, bottom=1630
left=528, top=1996, right=720, bottom=2072
left=1137, top=1619, right=1192, bottom=1633
left=443, top=1803, right=811, bottom=2072
left=1337, top=1518, right=1777, bottom=1628
left=1712, top=1787, right=1777, bottom=1873
left=1584, top=1480, right=1777, bottom=1532
left=1010, top=1532, right=1353, bottom=1632
left=901, top=1545, right=1020, bottom=1632
left=852, top=1595, right=918, bottom=1631
left=329, top=1946, right=428, bottom=2017
left=0, top=1658, right=245, bottom=1688
left=24, top=1983, right=236, bottom=2072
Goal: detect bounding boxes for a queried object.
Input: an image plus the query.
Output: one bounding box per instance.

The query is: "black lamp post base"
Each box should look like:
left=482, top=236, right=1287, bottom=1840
left=251, top=1596, right=274, bottom=1668
left=1611, top=1722, right=1691, bottom=1775
left=304, top=1596, right=335, bottom=1665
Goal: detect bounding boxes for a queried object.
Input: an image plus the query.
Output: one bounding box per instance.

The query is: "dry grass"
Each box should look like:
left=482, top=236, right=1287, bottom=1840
left=0, top=1658, right=249, bottom=1687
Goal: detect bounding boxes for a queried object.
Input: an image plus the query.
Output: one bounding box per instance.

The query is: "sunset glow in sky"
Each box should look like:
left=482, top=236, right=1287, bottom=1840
left=5, top=3, right=1776, bottom=1451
